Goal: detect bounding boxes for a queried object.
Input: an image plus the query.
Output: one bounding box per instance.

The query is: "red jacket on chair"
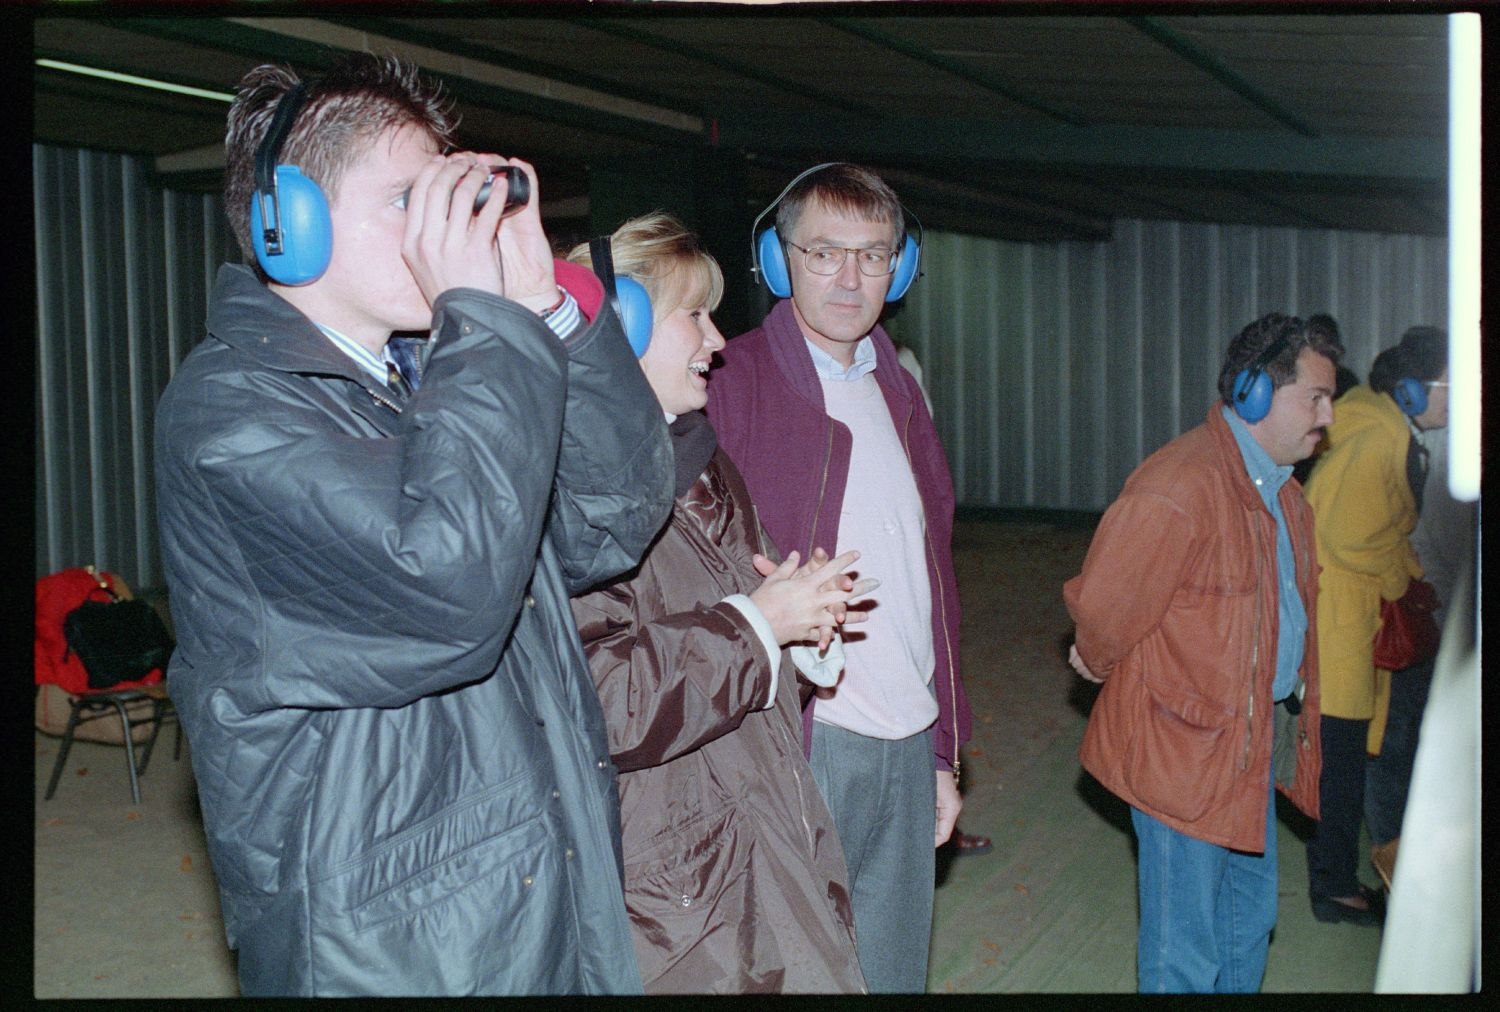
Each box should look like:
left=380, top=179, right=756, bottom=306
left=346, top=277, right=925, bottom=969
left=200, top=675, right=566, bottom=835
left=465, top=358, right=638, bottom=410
left=35, top=566, right=164, bottom=694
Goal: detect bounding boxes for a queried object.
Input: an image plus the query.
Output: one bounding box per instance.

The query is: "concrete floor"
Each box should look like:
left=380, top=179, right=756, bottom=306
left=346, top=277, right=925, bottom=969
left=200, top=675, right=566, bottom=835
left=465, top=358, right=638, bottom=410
left=32, top=518, right=1387, bottom=998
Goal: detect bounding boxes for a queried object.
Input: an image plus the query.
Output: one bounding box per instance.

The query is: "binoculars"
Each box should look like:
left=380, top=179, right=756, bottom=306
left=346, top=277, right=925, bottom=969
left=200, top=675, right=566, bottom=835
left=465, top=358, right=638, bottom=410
left=401, top=164, right=530, bottom=217
left=473, top=165, right=530, bottom=216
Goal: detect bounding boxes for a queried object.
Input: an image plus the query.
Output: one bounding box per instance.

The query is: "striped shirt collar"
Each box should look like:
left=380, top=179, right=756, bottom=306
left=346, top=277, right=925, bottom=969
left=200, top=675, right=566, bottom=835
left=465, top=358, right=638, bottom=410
left=315, top=323, right=399, bottom=387
left=315, top=290, right=582, bottom=390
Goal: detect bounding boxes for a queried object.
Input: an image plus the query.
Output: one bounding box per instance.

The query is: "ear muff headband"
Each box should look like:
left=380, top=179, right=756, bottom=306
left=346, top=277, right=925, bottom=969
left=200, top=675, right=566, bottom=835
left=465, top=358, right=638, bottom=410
left=589, top=237, right=652, bottom=357
left=885, top=224, right=922, bottom=302
left=750, top=162, right=922, bottom=303
left=1391, top=377, right=1428, bottom=416
left=1231, top=334, right=1290, bottom=424
left=250, top=82, right=333, bottom=286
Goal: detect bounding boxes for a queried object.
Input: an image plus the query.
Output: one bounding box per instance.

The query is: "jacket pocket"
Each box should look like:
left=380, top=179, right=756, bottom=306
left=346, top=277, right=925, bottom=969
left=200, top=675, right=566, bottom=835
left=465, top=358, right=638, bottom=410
left=312, top=812, right=576, bottom=995
left=347, top=813, right=551, bottom=931
left=622, top=806, right=749, bottom=990
left=1123, top=680, right=1234, bottom=824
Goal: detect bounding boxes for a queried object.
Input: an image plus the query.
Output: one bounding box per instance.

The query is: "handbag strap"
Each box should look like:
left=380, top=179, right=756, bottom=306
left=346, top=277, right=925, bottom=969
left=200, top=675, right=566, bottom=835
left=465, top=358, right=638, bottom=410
left=82, top=563, right=122, bottom=602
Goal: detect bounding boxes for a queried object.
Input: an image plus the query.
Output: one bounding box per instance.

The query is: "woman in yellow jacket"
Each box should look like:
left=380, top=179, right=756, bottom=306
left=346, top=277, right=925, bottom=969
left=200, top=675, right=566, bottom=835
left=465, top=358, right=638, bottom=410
left=1302, top=326, right=1449, bottom=925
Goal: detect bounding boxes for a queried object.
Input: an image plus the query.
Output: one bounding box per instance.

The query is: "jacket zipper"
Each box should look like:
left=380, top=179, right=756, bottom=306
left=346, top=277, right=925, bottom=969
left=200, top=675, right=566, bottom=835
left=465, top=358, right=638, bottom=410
left=929, top=532, right=959, bottom=780
left=1243, top=517, right=1266, bottom=772
left=901, top=408, right=961, bottom=782
left=806, top=422, right=835, bottom=559
left=719, top=499, right=822, bottom=864
left=367, top=386, right=403, bottom=414
left=1294, top=513, right=1313, bottom=753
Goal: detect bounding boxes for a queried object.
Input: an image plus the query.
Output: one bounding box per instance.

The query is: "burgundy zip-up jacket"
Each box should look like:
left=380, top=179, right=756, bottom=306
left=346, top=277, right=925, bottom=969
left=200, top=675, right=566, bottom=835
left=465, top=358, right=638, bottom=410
left=704, top=299, right=971, bottom=773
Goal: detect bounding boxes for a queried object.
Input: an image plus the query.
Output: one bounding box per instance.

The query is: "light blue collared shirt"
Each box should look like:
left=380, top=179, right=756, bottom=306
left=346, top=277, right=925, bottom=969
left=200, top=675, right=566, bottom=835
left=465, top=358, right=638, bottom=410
left=316, top=292, right=581, bottom=391
left=1223, top=405, right=1306, bottom=702
left=316, top=323, right=404, bottom=389
left=804, top=335, right=877, bottom=382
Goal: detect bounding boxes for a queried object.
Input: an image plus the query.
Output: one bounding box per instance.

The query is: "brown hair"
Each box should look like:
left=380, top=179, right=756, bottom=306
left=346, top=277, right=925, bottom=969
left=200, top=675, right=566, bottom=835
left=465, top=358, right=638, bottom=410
left=223, top=53, right=457, bottom=281
left=1216, top=313, right=1344, bottom=405
left=773, top=162, right=904, bottom=248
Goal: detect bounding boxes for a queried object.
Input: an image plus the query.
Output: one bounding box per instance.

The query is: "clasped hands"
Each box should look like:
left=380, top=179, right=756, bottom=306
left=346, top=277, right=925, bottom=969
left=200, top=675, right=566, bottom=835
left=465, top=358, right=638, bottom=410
left=749, top=547, right=877, bottom=652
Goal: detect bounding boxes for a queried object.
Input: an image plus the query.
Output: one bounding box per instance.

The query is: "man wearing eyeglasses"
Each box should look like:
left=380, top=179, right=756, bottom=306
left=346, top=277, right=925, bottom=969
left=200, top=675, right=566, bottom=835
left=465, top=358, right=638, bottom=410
left=705, top=162, right=970, bottom=993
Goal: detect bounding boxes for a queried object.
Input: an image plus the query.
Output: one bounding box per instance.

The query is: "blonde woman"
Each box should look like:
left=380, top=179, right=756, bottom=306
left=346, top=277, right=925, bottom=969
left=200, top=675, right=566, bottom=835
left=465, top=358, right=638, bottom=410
left=567, top=213, right=869, bottom=994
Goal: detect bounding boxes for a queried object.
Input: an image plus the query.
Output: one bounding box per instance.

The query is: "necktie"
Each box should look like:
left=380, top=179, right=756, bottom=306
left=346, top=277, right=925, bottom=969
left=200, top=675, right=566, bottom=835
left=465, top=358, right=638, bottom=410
left=386, top=361, right=413, bottom=400
left=1406, top=432, right=1429, bottom=515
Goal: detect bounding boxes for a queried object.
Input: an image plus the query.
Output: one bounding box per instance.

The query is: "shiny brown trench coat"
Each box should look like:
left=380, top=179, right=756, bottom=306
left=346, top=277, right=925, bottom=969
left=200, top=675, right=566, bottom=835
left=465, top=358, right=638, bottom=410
left=571, top=445, right=866, bottom=994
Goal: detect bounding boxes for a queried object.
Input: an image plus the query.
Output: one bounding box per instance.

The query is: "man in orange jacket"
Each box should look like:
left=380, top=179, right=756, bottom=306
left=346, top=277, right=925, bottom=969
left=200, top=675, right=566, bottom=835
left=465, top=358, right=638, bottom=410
left=1065, top=313, right=1341, bottom=993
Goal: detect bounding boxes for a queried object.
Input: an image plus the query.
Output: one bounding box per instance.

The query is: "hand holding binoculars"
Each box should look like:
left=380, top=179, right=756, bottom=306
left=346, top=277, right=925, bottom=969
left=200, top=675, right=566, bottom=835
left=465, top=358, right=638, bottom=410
left=402, top=164, right=531, bottom=218
left=472, top=166, right=530, bottom=216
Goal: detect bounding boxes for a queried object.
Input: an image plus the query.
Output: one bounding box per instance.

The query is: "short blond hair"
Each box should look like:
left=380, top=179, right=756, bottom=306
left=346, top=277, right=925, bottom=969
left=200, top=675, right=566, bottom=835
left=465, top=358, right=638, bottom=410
left=567, top=211, right=724, bottom=322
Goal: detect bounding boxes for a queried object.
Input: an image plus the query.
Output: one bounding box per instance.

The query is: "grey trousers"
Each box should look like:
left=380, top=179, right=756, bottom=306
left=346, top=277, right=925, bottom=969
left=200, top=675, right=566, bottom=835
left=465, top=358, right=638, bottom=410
left=808, top=720, right=937, bottom=993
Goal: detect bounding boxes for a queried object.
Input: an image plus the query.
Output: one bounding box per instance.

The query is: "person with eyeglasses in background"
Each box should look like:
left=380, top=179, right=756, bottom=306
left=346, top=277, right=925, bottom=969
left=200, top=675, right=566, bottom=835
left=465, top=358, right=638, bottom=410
left=1301, top=325, right=1450, bottom=927
left=1364, top=334, right=1472, bottom=886
left=705, top=162, right=971, bottom=993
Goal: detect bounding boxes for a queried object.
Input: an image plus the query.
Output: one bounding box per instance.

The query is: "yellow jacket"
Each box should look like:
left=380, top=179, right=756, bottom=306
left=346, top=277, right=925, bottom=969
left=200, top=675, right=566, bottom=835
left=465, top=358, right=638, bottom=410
left=1303, top=385, right=1422, bottom=750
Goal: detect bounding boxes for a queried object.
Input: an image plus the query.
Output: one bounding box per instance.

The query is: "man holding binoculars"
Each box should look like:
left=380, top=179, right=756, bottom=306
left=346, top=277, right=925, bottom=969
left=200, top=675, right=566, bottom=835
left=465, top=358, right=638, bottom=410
left=154, top=53, right=673, bottom=997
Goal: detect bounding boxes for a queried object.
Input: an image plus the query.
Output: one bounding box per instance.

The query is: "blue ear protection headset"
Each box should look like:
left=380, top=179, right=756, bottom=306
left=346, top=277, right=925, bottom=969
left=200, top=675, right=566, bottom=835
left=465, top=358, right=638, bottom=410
left=250, top=82, right=333, bottom=286
left=1230, top=334, right=1290, bottom=424
left=750, top=162, right=922, bottom=303
left=589, top=237, right=653, bottom=358
left=1390, top=377, right=1429, bottom=417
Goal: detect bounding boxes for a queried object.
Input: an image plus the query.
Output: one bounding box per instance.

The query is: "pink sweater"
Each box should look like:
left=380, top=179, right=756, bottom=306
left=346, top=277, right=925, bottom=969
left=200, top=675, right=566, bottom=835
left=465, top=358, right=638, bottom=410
left=814, top=373, right=940, bottom=739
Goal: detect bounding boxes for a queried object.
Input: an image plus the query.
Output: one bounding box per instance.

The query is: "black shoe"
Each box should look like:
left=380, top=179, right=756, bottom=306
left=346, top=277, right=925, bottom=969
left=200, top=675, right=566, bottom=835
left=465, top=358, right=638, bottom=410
left=1310, top=885, right=1386, bottom=926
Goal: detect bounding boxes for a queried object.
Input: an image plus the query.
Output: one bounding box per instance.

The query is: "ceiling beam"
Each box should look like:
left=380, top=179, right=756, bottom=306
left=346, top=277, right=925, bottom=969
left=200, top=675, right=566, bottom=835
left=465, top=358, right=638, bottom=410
left=1231, top=185, right=1340, bottom=230
left=713, top=111, right=1444, bottom=185
left=820, top=17, right=1088, bottom=126
left=1126, top=17, right=1320, bottom=139
left=875, top=166, right=1113, bottom=242
left=577, top=18, right=886, bottom=119
left=112, top=16, right=705, bottom=148
left=325, top=15, right=696, bottom=121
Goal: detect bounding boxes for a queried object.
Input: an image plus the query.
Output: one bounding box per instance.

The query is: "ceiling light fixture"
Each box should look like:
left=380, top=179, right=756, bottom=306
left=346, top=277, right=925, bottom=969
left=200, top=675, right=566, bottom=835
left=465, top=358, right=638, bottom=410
left=36, top=58, right=235, bottom=103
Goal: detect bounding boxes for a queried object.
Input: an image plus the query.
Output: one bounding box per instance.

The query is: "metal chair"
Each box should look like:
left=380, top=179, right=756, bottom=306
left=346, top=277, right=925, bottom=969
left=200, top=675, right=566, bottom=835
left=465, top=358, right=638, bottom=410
left=43, top=683, right=181, bottom=804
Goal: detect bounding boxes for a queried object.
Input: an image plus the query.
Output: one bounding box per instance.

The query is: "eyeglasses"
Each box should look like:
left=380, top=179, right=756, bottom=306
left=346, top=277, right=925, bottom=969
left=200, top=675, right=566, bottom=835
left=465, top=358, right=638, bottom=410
left=785, top=241, right=899, bottom=277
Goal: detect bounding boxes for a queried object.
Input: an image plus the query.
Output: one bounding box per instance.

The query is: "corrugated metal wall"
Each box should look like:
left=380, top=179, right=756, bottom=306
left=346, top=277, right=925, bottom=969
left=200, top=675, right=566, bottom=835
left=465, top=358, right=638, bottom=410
left=889, top=220, right=1448, bottom=511
left=34, top=144, right=1449, bottom=581
left=34, top=145, right=238, bottom=586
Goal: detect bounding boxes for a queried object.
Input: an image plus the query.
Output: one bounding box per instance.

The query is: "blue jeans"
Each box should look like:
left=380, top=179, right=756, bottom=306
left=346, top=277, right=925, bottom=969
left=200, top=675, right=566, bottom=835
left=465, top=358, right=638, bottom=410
left=1131, top=785, right=1279, bottom=993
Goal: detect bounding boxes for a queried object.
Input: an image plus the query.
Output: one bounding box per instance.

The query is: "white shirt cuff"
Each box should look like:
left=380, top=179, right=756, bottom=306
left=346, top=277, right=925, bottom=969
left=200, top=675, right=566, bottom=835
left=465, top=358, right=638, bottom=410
left=721, top=594, right=779, bottom=710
